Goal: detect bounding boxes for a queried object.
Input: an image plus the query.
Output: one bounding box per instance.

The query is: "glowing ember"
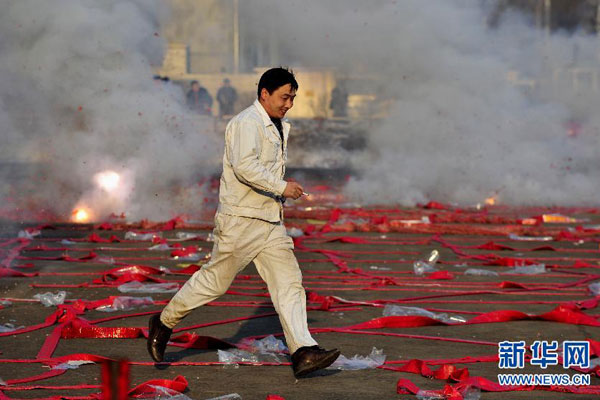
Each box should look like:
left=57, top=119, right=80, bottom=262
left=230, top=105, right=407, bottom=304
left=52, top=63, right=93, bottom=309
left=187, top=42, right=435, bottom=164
left=94, top=170, right=120, bottom=192
left=484, top=196, right=497, bottom=206
left=72, top=208, right=91, bottom=223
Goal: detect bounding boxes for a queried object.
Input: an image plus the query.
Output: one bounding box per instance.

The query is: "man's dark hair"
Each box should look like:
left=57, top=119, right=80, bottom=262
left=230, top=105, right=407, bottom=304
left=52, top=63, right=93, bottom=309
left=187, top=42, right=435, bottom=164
left=257, top=67, right=298, bottom=98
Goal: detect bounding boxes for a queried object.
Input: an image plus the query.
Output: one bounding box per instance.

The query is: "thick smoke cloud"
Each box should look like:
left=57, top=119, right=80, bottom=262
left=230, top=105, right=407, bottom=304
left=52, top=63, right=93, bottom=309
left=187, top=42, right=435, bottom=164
left=3, top=0, right=600, bottom=222
left=0, top=0, right=219, bottom=221
left=238, top=0, right=600, bottom=206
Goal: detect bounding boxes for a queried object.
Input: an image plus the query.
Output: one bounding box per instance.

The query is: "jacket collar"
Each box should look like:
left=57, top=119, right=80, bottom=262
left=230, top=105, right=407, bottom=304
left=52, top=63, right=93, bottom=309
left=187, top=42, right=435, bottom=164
left=253, top=99, right=291, bottom=130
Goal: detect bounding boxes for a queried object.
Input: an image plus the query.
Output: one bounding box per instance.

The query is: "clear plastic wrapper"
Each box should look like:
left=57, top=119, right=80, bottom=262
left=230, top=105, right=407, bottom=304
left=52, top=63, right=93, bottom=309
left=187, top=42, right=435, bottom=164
left=172, top=253, right=202, bottom=262
left=52, top=360, right=95, bottom=370
left=34, top=291, right=66, bottom=306
left=149, top=243, right=171, bottom=251
left=136, top=385, right=193, bottom=400
left=506, top=264, right=546, bottom=275
left=217, top=348, right=283, bottom=365
left=0, top=300, right=12, bottom=307
left=18, top=229, right=40, bottom=239
left=416, top=388, right=480, bottom=400
left=508, top=233, right=553, bottom=241
left=464, top=268, right=499, bottom=276
left=328, top=347, right=386, bottom=370
left=369, top=265, right=391, bottom=271
left=338, top=217, right=369, bottom=225
left=96, top=296, right=154, bottom=312
left=175, top=232, right=200, bottom=240
left=158, top=266, right=172, bottom=274
left=238, top=335, right=287, bottom=354
left=462, top=387, right=481, bottom=400
left=124, top=231, right=162, bottom=241
left=117, top=281, right=179, bottom=294
left=61, top=239, right=76, bottom=245
left=398, top=216, right=431, bottom=226
left=96, top=256, right=115, bottom=264
left=205, top=394, right=242, bottom=400
left=413, top=250, right=440, bottom=275
left=416, top=391, right=445, bottom=400
left=589, top=282, right=600, bottom=296
left=383, top=304, right=466, bottom=324
left=286, top=227, right=304, bottom=238
left=0, top=323, right=25, bottom=333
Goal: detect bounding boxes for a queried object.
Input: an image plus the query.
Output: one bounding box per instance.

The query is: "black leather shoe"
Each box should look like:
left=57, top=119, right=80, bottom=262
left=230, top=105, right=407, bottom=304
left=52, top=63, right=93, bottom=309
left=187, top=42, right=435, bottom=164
left=147, top=314, right=172, bottom=362
left=291, top=345, right=341, bottom=378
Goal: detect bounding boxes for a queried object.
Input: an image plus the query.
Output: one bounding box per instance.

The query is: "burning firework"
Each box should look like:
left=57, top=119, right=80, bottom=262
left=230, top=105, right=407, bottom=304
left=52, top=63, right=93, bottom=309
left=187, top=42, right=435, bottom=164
left=484, top=196, right=498, bottom=206
left=72, top=208, right=92, bottom=223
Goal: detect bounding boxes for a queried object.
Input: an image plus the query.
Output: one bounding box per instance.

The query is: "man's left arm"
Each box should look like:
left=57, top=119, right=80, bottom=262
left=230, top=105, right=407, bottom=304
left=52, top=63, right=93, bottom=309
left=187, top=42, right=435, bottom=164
left=227, top=119, right=288, bottom=197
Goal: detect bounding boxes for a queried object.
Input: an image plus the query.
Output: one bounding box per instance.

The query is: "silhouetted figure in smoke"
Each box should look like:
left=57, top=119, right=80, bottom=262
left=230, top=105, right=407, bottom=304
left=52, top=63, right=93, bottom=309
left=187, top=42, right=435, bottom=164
left=216, top=78, right=238, bottom=117
left=186, top=80, right=212, bottom=115
left=330, top=81, right=348, bottom=117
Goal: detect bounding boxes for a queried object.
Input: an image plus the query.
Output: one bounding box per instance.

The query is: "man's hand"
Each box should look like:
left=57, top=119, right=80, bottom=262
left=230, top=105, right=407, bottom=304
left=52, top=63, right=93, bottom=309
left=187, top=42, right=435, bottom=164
left=282, top=181, right=304, bottom=200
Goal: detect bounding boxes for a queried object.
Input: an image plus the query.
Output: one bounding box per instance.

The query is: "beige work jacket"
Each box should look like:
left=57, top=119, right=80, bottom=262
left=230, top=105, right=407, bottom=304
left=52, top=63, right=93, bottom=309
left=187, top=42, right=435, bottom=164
left=217, top=99, right=290, bottom=222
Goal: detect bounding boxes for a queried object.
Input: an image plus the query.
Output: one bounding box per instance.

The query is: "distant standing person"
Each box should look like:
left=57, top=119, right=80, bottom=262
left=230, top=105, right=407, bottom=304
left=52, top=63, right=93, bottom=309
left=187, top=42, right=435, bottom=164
left=186, top=80, right=213, bottom=115
left=216, top=78, right=238, bottom=117
left=330, top=81, right=348, bottom=117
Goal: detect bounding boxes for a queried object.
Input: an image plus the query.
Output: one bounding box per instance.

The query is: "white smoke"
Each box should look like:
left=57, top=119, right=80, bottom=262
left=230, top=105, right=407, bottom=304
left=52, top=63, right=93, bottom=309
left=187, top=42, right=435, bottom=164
left=233, top=0, right=600, bottom=206
left=3, top=0, right=600, bottom=221
left=0, top=0, right=219, bottom=221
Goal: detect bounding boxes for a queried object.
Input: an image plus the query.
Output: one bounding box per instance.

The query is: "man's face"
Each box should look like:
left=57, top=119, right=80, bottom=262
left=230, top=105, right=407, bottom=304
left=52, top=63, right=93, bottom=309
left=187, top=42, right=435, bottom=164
left=260, top=83, right=296, bottom=119
left=192, top=83, right=200, bottom=92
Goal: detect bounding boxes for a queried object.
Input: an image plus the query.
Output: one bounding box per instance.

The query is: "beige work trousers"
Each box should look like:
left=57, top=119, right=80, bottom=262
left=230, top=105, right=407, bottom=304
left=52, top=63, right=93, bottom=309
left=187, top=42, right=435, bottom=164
left=160, top=212, right=318, bottom=353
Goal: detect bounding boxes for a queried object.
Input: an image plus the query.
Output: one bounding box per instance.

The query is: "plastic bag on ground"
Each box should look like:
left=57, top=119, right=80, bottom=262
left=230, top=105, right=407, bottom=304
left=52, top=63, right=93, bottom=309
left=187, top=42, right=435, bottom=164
left=506, top=264, right=546, bottom=275
left=286, top=227, right=304, bottom=238
left=217, top=348, right=282, bottom=365
left=118, top=281, right=179, bottom=294
left=96, top=256, right=115, bottom=264
left=508, top=233, right=553, bottom=241
left=589, top=282, right=600, bottom=296
left=18, top=229, right=41, bottom=239
left=52, top=360, right=95, bottom=370
left=463, top=388, right=481, bottom=400
left=34, top=291, right=66, bottom=306
left=416, top=391, right=445, bottom=400
left=61, top=239, right=76, bottom=245
left=383, top=304, right=466, bottom=324
left=96, top=296, right=154, bottom=312
left=238, top=335, right=287, bottom=354
left=175, top=232, right=201, bottom=241
left=172, top=253, right=202, bottom=262
left=204, top=394, right=242, bottom=400
left=328, top=347, right=386, bottom=370
left=124, top=231, right=162, bottom=241
left=464, top=268, right=499, bottom=276
left=136, top=385, right=193, bottom=400
left=0, top=323, right=25, bottom=333
left=149, top=243, right=172, bottom=251
left=398, top=216, right=431, bottom=226
left=0, top=300, right=12, bottom=308
left=413, top=250, right=440, bottom=276
left=370, top=265, right=391, bottom=271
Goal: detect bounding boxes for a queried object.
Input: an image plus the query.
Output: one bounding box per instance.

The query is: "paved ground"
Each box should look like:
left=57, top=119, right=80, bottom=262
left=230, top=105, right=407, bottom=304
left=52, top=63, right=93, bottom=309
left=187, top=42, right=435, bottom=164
left=1, top=201, right=599, bottom=399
